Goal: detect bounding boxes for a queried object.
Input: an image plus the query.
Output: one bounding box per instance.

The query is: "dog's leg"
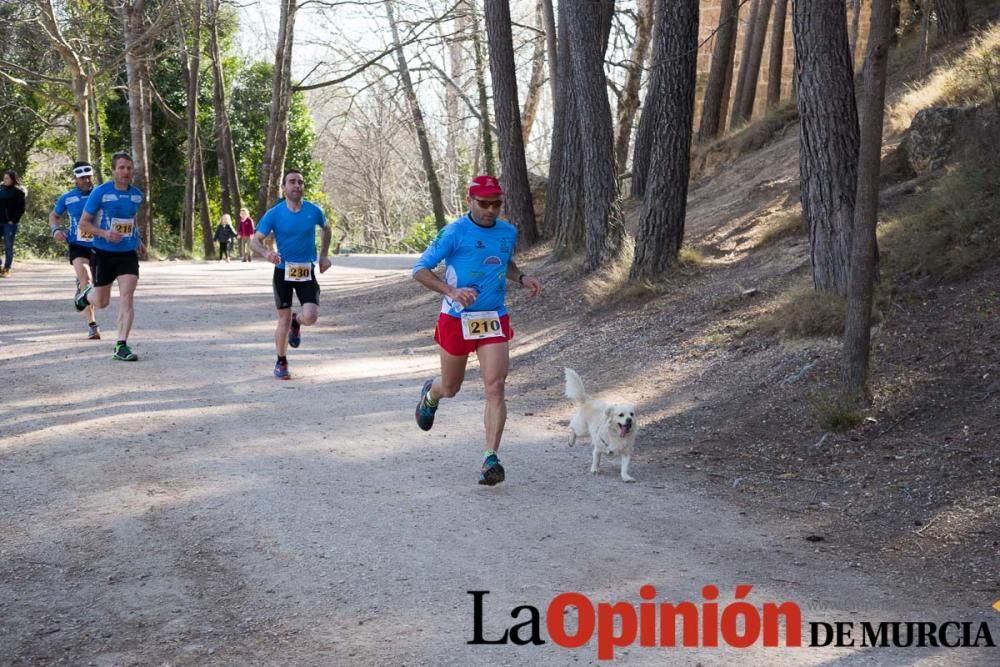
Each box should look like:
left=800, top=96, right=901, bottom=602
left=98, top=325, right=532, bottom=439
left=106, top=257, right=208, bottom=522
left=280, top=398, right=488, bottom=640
left=568, top=430, right=577, bottom=447
left=590, top=447, right=601, bottom=474
left=620, top=455, right=636, bottom=483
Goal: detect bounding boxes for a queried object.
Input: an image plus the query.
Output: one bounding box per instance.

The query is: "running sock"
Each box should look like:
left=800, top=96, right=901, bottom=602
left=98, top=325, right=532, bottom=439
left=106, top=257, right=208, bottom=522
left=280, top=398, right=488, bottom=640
left=424, top=393, right=439, bottom=408
left=89, top=321, right=97, bottom=326
left=484, top=449, right=497, bottom=460
left=117, top=340, right=126, bottom=346
left=277, top=355, right=287, bottom=364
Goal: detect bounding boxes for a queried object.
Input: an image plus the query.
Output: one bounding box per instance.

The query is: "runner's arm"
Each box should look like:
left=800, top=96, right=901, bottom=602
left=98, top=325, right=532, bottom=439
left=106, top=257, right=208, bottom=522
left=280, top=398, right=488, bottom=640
left=413, top=268, right=478, bottom=307
left=250, top=231, right=279, bottom=264
left=506, top=260, right=542, bottom=296
left=49, top=211, right=67, bottom=242
left=79, top=211, right=121, bottom=242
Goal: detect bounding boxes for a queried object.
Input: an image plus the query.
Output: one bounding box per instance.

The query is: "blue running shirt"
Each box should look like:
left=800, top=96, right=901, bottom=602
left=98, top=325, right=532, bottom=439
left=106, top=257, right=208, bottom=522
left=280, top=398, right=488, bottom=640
left=256, top=200, right=327, bottom=269
left=83, top=181, right=145, bottom=252
left=413, top=214, right=519, bottom=316
left=53, top=187, right=96, bottom=246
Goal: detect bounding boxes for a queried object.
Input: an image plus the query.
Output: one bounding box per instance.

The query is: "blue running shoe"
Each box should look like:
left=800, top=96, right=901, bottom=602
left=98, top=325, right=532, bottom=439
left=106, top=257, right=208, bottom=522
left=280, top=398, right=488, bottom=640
left=274, top=359, right=290, bottom=379
left=478, top=453, right=505, bottom=486
left=415, top=379, right=438, bottom=431
left=288, top=314, right=301, bottom=349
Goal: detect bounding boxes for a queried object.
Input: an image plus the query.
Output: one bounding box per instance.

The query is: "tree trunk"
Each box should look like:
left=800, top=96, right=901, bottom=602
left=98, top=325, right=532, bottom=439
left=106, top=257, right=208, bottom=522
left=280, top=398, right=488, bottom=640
left=564, top=0, right=623, bottom=270
left=630, top=0, right=699, bottom=280
left=485, top=0, right=539, bottom=247
left=520, top=0, right=546, bottom=146
left=36, top=0, right=91, bottom=162
left=469, top=0, right=497, bottom=176
left=630, top=0, right=662, bottom=197
left=731, top=0, right=761, bottom=128
left=766, top=0, right=789, bottom=109
left=207, top=0, right=241, bottom=217
left=88, top=76, right=103, bottom=182
left=549, top=0, right=584, bottom=256
left=613, top=0, right=654, bottom=175
left=794, top=0, right=860, bottom=295
left=256, top=0, right=296, bottom=220
left=936, top=0, right=968, bottom=38
left=849, top=1, right=863, bottom=63
left=444, top=3, right=471, bottom=215
left=919, top=0, right=932, bottom=76
left=699, top=0, right=739, bottom=141
left=385, top=0, right=447, bottom=229
left=180, top=0, right=201, bottom=253
left=842, top=0, right=892, bottom=404
left=542, top=0, right=558, bottom=106
left=732, top=0, right=773, bottom=127
left=195, top=135, right=215, bottom=258
left=121, top=0, right=153, bottom=245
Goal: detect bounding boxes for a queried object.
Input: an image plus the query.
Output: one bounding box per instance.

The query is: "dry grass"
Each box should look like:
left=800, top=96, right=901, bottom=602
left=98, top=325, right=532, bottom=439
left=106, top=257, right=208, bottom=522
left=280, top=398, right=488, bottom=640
left=758, top=283, right=849, bottom=338
left=889, top=24, right=1000, bottom=131
left=756, top=209, right=805, bottom=248
left=811, top=392, right=865, bottom=432
left=880, top=134, right=1000, bottom=283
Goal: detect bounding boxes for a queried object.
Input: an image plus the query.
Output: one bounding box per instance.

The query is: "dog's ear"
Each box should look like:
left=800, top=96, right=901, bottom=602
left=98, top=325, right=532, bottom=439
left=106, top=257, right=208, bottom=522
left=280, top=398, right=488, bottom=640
left=605, top=405, right=615, bottom=419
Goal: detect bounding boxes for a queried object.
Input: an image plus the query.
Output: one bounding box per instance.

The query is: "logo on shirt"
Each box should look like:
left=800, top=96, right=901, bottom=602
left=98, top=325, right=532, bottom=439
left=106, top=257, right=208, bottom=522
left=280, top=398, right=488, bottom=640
left=131, top=195, right=142, bottom=203
left=483, top=256, right=502, bottom=266
left=475, top=240, right=486, bottom=249
left=66, top=196, right=80, bottom=205
left=501, top=239, right=513, bottom=253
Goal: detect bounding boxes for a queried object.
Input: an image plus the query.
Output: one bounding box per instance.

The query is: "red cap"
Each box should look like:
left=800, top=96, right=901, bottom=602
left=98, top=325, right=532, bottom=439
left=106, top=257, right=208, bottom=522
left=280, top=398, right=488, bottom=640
left=468, top=175, right=505, bottom=198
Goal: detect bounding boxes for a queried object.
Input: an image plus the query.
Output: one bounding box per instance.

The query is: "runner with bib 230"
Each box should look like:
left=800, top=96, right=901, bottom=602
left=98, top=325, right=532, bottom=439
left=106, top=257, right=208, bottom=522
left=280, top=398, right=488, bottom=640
left=412, top=175, right=542, bottom=486
left=250, top=169, right=332, bottom=380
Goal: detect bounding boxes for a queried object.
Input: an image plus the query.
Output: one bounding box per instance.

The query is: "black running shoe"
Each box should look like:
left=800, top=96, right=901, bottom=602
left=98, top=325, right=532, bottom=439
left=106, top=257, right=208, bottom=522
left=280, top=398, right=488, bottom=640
left=415, top=378, right=438, bottom=431
left=478, top=454, right=506, bottom=486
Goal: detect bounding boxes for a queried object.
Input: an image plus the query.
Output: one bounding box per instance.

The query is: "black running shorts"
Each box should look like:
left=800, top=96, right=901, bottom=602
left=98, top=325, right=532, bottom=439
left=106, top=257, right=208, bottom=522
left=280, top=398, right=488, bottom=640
left=68, top=243, right=95, bottom=270
left=272, top=265, right=320, bottom=310
left=93, top=249, right=140, bottom=287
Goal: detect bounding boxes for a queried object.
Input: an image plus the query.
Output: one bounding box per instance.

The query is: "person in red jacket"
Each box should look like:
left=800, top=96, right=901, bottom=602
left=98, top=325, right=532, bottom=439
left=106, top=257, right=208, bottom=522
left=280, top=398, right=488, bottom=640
left=237, top=207, right=255, bottom=262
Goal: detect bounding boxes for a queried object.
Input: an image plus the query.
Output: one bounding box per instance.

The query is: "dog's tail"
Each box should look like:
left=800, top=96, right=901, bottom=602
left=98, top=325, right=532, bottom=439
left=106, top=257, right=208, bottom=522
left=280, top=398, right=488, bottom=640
left=564, top=368, right=590, bottom=405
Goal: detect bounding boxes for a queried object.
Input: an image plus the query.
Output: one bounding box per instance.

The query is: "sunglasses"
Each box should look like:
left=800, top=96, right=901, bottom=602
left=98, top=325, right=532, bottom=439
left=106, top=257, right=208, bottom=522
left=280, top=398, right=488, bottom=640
left=474, top=198, right=503, bottom=210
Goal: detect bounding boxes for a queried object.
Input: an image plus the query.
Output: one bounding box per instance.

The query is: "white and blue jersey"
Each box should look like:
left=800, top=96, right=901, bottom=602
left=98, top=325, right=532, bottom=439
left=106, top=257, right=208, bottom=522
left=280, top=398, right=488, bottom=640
left=257, top=200, right=327, bottom=270
left=413, top=214, right=518, bottom=316
left=52, top=187, right=95, bottom=246
left=83, top=181, right=145, bottom=252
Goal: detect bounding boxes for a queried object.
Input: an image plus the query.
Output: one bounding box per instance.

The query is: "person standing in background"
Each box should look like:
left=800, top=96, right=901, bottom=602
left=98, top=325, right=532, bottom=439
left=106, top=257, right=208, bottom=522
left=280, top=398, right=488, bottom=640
left=214, top=213, right=237, bottom=263
left=237, top=207, right=255, bottom=262
left=0, top=169, right=27, bottom=278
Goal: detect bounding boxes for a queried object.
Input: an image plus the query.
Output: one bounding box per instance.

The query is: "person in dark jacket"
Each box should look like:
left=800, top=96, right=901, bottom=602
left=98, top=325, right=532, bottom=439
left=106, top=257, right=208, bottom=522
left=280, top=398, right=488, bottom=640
left=0, top=169, right=27, bottom=277
left=214, top=213, right=237, bottom=262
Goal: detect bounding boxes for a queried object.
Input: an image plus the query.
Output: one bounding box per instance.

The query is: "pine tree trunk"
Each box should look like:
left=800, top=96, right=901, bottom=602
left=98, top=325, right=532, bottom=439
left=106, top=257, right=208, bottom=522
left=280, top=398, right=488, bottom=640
left=849, top=0, right=863, bottom=63
left=614, top=0, right=654, bottom=175
left=485, top=0, right=539, bottom=246
left=936, top=0, right=969, bottom=38
left=629, top=2, right=662, bottom=197
left=766, top=0, right=789, bottom=109
left=520, top=0, right=546, bottom=146
left=549, top=0, right=584, bottom=257
left=542, top=0, right=558, bottom=104
left=386, top=0, right=447, bottom=229
left=794, top=0, right=860, bottom=295
left=842, top=0, right=892, bottom=404
left=630, top=0, right=699, bottom=280
left=181, top=0, right=201, bottom=253
left=256, top=0, right=296, bottom=219
left=195, top=135, right=215, bottom=258
left=469, top=0, right=497, bottom=176
left=208, top=0, right=241, bottom=217
left=121, top=0, right=153, bottom=245
left=564, top=0, right=624, bottom=271
left=731, top=0, right=761, bottom=128
left=699, top=0, right=739, bottom=141
left=732, top=0, right=773, bottom=127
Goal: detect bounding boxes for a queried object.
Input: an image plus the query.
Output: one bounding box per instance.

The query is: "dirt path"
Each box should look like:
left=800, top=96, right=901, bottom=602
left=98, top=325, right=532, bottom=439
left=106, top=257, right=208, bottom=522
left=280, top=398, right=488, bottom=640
left=1, top=259, right=995, bottom=665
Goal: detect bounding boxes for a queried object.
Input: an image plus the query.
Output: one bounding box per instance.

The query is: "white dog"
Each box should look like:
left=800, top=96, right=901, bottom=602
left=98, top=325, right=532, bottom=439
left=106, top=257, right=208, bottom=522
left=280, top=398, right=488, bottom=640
left=564, top=368, right=638, bottom=482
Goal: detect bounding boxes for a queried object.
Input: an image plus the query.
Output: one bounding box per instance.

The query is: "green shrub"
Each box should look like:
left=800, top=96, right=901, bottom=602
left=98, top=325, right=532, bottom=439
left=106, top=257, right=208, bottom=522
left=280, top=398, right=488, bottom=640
left=398, top=215, right=439, bottom=253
